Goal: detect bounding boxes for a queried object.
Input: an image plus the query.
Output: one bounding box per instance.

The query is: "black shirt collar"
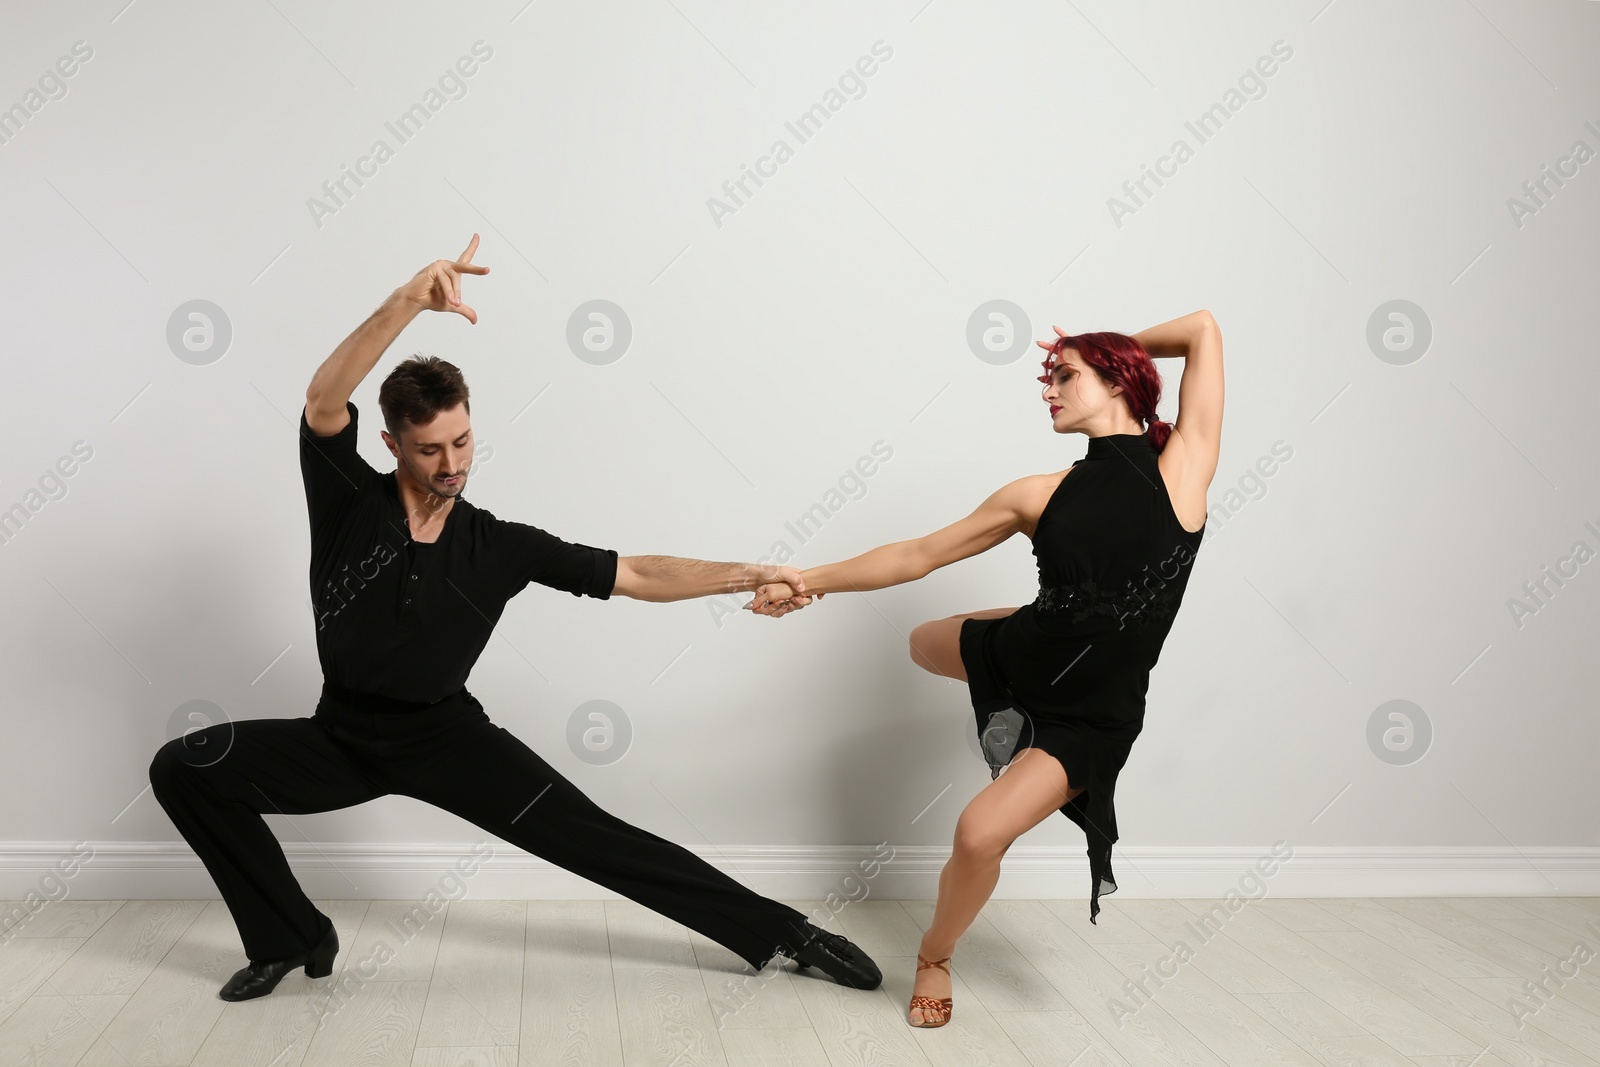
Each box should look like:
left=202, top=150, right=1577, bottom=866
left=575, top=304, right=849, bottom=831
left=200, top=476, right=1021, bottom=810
left=382, top=470, right=465, bottom=545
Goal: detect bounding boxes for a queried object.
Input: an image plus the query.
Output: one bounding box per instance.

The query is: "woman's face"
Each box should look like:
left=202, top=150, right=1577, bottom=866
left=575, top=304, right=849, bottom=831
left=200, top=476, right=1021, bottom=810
left=1040, top=347, right=1121, bottom=432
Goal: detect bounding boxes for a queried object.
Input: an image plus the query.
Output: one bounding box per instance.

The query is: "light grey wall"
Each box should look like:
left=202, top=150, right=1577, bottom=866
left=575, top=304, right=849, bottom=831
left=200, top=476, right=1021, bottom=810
left=2, top=1, right=1597, bottom=869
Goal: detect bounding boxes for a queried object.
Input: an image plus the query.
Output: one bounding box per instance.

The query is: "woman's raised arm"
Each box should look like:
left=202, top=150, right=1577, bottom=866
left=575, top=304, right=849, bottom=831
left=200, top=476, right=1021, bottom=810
left=1134, top=310, right=1224, bottom=478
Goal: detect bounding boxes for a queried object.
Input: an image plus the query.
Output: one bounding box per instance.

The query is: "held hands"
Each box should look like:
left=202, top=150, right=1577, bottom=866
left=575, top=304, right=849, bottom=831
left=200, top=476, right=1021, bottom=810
left=744, top=567, right=826, bottom=618
left=397, top=233, right=490, bottom=324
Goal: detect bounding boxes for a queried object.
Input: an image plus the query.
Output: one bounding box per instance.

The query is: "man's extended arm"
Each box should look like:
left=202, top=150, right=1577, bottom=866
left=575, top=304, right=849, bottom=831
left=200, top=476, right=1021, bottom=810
left=612, top=555, right=802, bottom=603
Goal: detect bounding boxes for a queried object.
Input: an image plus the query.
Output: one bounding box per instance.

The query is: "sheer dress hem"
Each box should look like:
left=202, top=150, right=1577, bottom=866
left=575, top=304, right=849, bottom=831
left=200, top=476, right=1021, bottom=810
left=960, top=614, right=1135, bottom=924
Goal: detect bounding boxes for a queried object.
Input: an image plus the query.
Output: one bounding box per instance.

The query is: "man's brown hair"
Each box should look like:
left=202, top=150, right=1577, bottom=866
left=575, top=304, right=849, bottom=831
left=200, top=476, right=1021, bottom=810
left=378, top=355, right=471, bottom=443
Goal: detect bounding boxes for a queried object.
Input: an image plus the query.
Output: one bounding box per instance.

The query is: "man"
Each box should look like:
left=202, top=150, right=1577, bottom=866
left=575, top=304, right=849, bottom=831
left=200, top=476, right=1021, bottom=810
left=148, top=234, right=880, bottom=1002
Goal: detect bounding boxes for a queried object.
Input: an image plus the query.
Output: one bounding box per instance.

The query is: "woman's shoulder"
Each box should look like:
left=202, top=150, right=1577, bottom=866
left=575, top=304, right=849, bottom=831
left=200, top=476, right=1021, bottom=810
left=1015, top=468, right=1077, bottom=541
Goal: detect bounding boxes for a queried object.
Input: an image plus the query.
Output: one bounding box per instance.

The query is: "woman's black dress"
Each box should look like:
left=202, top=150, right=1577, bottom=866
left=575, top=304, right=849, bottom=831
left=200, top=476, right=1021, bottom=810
left=958, top=431, right=1205, bottom=923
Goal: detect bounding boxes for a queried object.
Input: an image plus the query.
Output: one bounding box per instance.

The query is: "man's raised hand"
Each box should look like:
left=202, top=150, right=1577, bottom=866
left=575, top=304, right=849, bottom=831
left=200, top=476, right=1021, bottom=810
left=397, top=233, right=491, bottom=324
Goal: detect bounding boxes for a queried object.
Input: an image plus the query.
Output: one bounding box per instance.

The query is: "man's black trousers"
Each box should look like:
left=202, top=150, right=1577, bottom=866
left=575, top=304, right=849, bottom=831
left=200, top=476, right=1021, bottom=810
left=148, top=683, right=811, bottom=969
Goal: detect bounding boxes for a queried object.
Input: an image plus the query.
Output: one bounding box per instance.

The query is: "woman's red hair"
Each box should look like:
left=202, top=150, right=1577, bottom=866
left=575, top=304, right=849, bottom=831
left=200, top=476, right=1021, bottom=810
left=1039, top=331, right=1172, bottom=452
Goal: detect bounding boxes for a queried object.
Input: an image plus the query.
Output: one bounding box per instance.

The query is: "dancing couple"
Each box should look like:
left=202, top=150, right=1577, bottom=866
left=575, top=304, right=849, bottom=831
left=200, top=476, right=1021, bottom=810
left=150, top=235, right=1224, bottom=1032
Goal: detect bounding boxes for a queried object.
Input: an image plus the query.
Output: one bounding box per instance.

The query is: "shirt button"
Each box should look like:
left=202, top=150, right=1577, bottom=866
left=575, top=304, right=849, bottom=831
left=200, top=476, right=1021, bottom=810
left=411, top=574, right=418, bottom=580
left=404, top=598, right=412, bottom=605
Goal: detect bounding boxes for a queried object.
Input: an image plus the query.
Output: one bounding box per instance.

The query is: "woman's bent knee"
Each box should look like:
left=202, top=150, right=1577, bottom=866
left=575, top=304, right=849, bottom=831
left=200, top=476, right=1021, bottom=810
left=908, top=623, right=935, bottom=674
left=952, top=814, right=1012, bottom=863
left=909, top=619, right=963, bottom=679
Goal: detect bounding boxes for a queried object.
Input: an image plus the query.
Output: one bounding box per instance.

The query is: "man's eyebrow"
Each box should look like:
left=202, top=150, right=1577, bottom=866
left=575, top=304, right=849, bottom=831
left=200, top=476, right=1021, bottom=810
left=419, top=431, right=471, bottom=446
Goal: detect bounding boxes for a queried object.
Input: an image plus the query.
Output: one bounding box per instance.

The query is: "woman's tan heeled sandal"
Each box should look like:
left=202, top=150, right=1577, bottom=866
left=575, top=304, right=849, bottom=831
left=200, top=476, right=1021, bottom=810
left=908, top=953, right=953, bottom=1027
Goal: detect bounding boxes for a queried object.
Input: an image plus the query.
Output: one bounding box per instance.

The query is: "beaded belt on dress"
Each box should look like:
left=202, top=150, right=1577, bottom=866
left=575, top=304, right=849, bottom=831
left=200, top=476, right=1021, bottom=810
left=1032, top=578, right=1180, bottom=627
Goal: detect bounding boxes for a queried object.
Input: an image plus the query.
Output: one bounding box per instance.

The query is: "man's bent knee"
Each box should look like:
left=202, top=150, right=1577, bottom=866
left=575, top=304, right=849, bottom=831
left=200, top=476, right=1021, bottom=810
left=148, top=742, right=197, bottom=813
left=149, top=737, right=186, bottom=789
left=149, top=727, right=229, bottom=789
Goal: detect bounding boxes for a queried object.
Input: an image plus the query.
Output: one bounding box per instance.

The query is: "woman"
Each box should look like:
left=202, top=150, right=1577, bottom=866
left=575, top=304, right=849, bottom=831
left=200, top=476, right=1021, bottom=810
left=748, top=310, right=1223, bottom=1027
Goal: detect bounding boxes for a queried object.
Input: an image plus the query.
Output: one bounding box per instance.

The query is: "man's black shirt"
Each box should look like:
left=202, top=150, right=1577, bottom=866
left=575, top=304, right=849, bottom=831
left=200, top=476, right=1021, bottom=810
left=299, top=400, right=618, bottom=703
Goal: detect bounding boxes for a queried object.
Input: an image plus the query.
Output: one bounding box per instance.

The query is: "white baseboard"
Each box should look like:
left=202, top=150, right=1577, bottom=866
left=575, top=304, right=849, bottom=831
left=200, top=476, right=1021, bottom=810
left=5, top=842, right=1600, bottom=903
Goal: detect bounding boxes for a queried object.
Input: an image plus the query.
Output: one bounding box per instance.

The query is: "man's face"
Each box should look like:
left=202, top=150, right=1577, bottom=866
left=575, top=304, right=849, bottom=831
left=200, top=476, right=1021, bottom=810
left=385, top=403, right=473, bottom=498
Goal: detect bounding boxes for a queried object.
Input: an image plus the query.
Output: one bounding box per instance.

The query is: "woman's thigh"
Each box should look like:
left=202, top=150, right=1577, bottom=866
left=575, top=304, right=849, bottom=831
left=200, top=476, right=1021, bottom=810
left=908, top=606, right=1019, bottom=680
left=954, top=747, right=1087, bottom=855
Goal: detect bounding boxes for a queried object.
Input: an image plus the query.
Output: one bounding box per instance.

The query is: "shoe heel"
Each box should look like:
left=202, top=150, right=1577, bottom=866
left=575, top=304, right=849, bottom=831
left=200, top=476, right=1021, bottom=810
left=303, top=926, right=338, bottom=979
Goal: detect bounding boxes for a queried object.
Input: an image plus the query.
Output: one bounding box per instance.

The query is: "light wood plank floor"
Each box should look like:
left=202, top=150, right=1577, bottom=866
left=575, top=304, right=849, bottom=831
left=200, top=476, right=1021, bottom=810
left=2, top=895, right=1598, bottom=1066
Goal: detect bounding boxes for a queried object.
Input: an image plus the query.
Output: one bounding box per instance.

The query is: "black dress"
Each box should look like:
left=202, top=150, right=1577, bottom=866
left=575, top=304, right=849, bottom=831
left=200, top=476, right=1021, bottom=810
left=958, top=431, right=1205, bottom=923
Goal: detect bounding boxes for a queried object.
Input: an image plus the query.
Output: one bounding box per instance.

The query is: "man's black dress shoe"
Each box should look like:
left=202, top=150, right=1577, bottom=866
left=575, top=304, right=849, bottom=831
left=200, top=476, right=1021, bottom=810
left=783, top=922, right=883, bottom=990
left=218, top=920, right=339, bottom=1002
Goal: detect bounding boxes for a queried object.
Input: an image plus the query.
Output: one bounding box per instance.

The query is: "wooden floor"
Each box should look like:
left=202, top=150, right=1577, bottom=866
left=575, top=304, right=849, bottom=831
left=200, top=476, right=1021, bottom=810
left=2, top=894, right=1598, bottom=1066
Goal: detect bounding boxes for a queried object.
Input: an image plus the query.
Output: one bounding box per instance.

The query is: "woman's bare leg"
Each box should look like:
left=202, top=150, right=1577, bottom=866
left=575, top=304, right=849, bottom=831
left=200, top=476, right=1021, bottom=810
left=908, top=607, right=1019, bottom=680
left=908, top=747, right=1086, bottom=1023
